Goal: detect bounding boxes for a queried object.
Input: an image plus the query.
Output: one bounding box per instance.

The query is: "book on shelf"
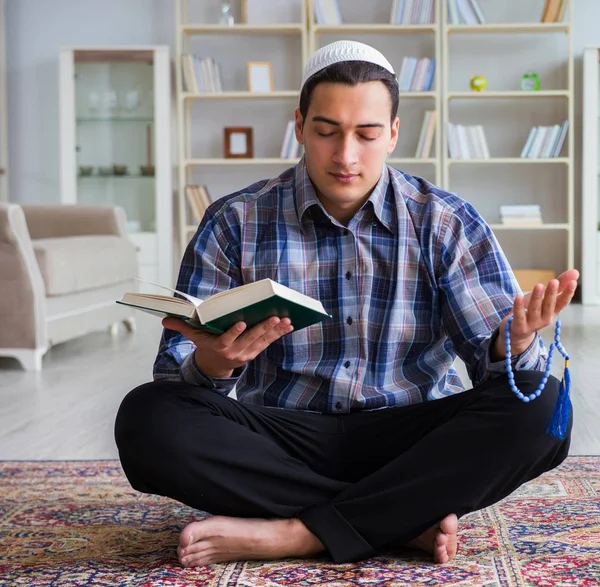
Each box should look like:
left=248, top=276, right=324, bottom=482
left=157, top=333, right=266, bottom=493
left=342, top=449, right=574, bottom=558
left=313, top=0, right=342, bottom=24
left=398, top=57, right=435, bottom=92
left=541, top=0, right=568, bottom=22
left=415, top=110, right=436, bottom=158
left=500, top=204, right=543, bottom=226
left=185, top=185, right=212, bottom=224
left=117, top=278, right=331, bottom=334
left=520, top=121, right=568, bottom=158
left=390, top=0, right=435, bottom=24
left=446, top=122, right=490, bottom=159
left=280, top=121, right=302, bottom=159
left=447, top=0, right=486, bottom=25
left=181, top=54, right=223, bottom=93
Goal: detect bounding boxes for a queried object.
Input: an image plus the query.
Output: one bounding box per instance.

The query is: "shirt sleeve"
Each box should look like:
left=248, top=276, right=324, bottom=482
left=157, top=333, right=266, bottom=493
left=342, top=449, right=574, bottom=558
left=434, top=201, right=548, bottom=386
left=152, top=206, right=245, bottom=389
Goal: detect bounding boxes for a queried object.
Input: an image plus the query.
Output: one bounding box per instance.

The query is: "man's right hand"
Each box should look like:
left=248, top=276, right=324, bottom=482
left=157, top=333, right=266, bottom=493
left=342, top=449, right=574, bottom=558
left=161, top=316, right=294, bottom=379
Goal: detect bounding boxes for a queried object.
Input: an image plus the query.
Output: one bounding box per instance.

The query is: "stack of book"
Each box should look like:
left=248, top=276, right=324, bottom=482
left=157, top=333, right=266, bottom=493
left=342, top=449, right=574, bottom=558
left=540, top=0, right=568, bottom=22
left=500, top=205, right=543, bottom=226
left=313, top=0, right=342, bottom=24
left=390, top=0, right=435, bottom=24
left=446, top=123, right=490, bottom=159
left=185, top=185, right=212, bottom=224
left=415, top=111, right=436, bottom=158
left=520, top=121, right=568, bottom=159
left=280, top=121, right=302, bottom=159
left=181, top=55, right=223, bottom=93
left=447, top=0, right=486, bottom=24
left=397, top=57, right=435, bottom=92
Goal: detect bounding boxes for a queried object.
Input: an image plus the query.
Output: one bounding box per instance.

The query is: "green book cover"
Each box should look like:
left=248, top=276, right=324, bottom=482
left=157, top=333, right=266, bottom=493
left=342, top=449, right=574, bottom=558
left=200, top=294, right=330, bottom=334
left=117, top=278, right=331, bottom=335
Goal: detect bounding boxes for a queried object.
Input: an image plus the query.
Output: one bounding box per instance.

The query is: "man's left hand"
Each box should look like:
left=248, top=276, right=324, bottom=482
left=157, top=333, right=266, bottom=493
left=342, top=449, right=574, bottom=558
left=495, top=269, right=579, bottom=359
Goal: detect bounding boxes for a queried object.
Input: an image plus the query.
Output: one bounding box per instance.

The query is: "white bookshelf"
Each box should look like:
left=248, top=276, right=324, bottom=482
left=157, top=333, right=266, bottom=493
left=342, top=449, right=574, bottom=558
left=448, top=90, right=569, bottom=99
left=174, top=0, right=574, bottom=285
left=181, top=24, right=305, bottom=34
left=174, top=0, right=308, bottom=257
left=448, top=157, right=569, bottom=165
left=582, top=46, right=600, bottom=305
left=441, top=0, right=574, bottom=288
left=185, top=158, right=302, bottom=166
left=446, top=22, right=569, bottom=33
left=174, top=1, right=441, bottom=256
left=0, top=0, right=7, bottom=202
left=182, top=91, right=301, bottom=101
left=312, top=24, right=437, bottom=34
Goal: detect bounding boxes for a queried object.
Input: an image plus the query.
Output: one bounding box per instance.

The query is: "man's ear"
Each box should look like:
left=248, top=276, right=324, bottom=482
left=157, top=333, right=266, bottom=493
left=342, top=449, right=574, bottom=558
left=387, top=116, right=400, bottom=154
left=294, top=108, right=304, bottom=145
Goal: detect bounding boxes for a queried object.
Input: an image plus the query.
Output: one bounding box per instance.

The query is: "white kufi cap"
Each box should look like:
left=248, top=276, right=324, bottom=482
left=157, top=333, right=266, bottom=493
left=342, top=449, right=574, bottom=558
left=301, top=40, right=395, bottom=89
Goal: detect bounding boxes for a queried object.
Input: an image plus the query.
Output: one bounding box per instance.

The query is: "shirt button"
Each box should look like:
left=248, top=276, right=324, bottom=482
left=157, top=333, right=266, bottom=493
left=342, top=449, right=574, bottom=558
left=344, top=229, right=349, bottom=236
left=344, top=360, right=351, bottom=368
left=335, top=401, right=343, bottom=411
left=372, top=221, right=377, bottom=227
left=346, top=316, right=353, bottom=325
left=345, top=271, right=352, bottom=280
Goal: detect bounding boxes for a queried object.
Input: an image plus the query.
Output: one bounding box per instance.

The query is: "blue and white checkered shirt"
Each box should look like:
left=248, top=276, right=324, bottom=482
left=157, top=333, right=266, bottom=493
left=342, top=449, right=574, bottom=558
left=153, top=158, right=546, bottom=413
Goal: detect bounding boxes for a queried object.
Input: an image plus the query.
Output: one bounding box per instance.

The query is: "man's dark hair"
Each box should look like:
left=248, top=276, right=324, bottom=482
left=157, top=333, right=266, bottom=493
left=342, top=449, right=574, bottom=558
left=299, top=61, right=399, bottom=126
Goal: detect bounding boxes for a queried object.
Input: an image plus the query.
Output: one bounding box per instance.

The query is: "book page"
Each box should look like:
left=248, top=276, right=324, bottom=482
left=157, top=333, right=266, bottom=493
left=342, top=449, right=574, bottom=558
left=134, top=277, right=203, bottom=307
left=128, top=292, right=191, bottom=305
left=202, top=281, right=262, bottom=303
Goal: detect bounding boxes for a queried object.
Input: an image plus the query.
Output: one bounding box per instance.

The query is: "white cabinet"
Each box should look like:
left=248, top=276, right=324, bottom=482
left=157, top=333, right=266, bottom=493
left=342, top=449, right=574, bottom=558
left=582, top=46, right=600, bottom=305
left=59, top=46, right=173, bottom=286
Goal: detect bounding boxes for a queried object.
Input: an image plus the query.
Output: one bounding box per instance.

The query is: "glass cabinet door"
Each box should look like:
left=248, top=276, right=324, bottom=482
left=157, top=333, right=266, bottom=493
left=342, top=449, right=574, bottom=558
left=74, top=51, right=155, bottom=234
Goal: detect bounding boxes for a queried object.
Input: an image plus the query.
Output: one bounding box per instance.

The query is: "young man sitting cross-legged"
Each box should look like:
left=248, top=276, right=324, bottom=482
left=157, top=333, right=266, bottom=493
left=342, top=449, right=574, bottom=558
left=115, top=40, right=577, bottom=567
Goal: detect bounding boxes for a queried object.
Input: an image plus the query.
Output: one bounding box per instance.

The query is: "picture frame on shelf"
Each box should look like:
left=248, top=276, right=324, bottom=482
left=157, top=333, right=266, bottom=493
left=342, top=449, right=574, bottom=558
left=224, top=126, right=254, bottom=158
left=247, top=61, right=274, bottom=93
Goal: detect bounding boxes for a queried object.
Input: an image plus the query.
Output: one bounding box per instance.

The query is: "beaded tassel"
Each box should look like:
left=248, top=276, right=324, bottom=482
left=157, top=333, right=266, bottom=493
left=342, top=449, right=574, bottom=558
left=504, top=316, right=571, bottom=440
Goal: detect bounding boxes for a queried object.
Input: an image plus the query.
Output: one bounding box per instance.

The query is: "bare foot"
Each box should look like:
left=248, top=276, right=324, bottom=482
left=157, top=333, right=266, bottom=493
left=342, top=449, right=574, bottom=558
left=177, top=516, right=325, bottom=567
left=408, top=514, right=458, bottom=564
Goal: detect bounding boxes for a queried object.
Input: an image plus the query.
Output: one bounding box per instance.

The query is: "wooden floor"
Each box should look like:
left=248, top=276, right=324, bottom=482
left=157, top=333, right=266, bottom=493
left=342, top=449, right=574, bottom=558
left=0, top=304, right=598, bottom=459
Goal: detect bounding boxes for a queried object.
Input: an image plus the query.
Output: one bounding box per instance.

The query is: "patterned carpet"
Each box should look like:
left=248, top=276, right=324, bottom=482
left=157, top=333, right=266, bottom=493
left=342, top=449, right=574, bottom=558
left=0, top=457, right=598, bottom=586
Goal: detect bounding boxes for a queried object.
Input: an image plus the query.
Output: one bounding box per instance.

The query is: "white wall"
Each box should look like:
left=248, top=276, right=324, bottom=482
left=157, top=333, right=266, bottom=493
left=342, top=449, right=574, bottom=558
left=5, top=0, right=173, bottom=205
left=5, top=0, right=600, bottom=271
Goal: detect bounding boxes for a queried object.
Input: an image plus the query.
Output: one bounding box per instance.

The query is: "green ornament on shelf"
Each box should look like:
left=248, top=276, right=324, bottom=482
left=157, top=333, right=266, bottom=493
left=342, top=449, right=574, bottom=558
left=470, top=74, right=487, bottom=92
left=521, top=72, right=540, bottom=91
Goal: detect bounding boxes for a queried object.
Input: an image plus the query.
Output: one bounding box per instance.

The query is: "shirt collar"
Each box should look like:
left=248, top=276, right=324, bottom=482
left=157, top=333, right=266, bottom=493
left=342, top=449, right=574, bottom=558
left=294, top=157, right=395, bottom=235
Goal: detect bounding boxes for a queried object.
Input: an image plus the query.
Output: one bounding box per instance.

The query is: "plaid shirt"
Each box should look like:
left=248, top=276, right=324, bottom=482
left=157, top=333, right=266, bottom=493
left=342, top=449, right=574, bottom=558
left=154, top=158, right=546, bottom=413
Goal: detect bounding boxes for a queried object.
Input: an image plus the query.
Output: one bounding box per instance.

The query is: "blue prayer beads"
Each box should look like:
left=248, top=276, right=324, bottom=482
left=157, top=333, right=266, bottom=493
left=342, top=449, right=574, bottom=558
left=504, top=316, right=569, bottom=402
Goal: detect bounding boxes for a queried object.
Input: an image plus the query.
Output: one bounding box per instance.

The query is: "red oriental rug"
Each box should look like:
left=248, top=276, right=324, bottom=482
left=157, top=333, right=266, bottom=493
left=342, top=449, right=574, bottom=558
left=0, top=457, right=598, bottom=586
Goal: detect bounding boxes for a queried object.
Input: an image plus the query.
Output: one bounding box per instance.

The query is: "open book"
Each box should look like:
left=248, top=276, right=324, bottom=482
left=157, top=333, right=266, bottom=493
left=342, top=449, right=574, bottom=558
left=117, top=278, right=331, bottom=334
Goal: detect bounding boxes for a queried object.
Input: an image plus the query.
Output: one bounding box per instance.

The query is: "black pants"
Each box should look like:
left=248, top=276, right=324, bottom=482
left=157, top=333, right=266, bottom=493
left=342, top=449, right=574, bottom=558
left=114, top=370, right=572, bottom=563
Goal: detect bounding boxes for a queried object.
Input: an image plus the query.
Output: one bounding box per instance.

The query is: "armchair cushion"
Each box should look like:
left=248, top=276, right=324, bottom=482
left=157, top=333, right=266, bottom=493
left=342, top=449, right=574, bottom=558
left=0, top=202, right=139, bottom=370
left=33, top=235, right=138, bottom=296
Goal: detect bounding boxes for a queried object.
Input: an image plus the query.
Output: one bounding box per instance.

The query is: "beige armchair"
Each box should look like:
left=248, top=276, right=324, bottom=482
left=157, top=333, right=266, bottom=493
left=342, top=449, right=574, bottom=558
left=0, top=203, right=138, bottom=370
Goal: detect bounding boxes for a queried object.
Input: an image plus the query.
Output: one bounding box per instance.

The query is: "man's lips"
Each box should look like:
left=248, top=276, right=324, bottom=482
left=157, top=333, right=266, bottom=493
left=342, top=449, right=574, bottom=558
left=330, top=172, right=359, bottom=180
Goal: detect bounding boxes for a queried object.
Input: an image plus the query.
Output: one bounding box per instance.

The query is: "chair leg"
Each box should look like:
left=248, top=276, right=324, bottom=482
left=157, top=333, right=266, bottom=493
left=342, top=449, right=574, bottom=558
left=9, top=348, right=46, bottom=371
left=123, top=316, right=136, bottom=333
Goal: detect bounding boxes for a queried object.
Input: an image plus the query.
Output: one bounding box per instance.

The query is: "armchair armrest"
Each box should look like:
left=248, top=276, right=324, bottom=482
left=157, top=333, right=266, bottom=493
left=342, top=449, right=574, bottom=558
left=21, top=204, right=129, bottom=239
left=0, top=204, right=47, bottom=351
